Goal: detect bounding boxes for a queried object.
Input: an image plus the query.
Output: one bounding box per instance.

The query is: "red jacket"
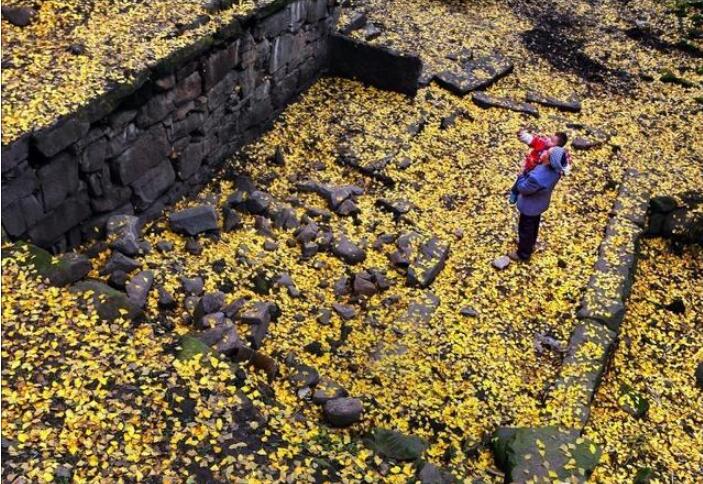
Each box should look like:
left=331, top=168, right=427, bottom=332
left=520, top=133, right=553, bottom=172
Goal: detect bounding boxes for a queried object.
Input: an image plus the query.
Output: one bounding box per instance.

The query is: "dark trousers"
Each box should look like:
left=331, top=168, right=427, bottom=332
left=518, top=213, right=541, bottom=260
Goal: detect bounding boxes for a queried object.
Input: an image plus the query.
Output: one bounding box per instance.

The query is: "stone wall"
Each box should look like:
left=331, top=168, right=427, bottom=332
left=1, top=0, right=339, bottom=252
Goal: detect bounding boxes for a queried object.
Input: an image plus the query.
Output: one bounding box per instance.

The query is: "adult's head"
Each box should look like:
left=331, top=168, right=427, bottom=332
left=550, top=132, right=568, bottom=147
left=548, top=146, right=568, bottom=173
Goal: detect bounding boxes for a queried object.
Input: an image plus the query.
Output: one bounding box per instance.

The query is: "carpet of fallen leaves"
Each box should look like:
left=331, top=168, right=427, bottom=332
left=0, top=0, right=263, bottom=144
left=585, top=239, right=703, bottom=481
left=2, top=0, right=703, bottom=481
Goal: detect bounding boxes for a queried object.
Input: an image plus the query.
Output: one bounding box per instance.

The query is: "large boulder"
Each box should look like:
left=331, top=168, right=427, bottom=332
left=2, top=242, right=91, bottom=286
left=491, top=426, right=601, bottom=482
left=323, top=397, right=363, bottom=427
left=70, top=280, right=143, bottom=321
left=169, top=205, right=218, bottom=236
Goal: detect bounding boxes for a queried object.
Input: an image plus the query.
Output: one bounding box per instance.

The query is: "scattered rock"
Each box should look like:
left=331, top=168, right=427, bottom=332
left=157, top=286, right=177, bottom=310
left=459, top=306, right=478, bottom=317
left=323, top=397, right=363, bottom=427
left=695, top=361, right=703, bottom=390
left=70, top=280, right=143, bottom=322
left=317, top=308, right=332, bottom=325
left=106, top=215, right=142, bottom=256
left=362, top=22, right=382, bottom=40
left=240, top=301, right=279, bottom=349
left=222, top=207, right=243, bottom=232
left=340, top=11, right=367, bottom=34
left=534, top=332, right=566, bottom=354
left=492, top=255, right=511, bottom=270
left=196, top=321, right=241, bottom=354
left=193, top=291, right=225, bottom=326
left=376, top=198, right=412, bottom=218
left=332, top=234, right=366, bottom=264
left=1, top=6, right=35, bottom=27
left=125, top=270, right=154, bottom=307
left=100, top=252, right=140, bottom=275
left=185, top=238, right=203, bottom=255
left=439, top=108, right=469, bottom=130
left=181, top=276, right=204, bottom=296
left=525, top=91, right=581, bottom=112
left=369, top=428, right=428, bottom=461
left=289, top=364, right=320, bottom=389
left=472, top=92, right=539, bottom=116
left=417, top=462, right=455, bottom=484
left=492, top=426, right=600, bottom=482
left=312, top=376, right=348, bottom=404
left=407, top=236, right=450, bottom=288
left=169, top=205, right=218, bottom=236
left=156, top=240, right=173, bottom=253
left=332, top=302, right=356, bottom=320
left=108, top=270, right=129, bottom=290
left=46, top=252, right=92, bottom=287
left=572, top=137, right=604, bottom=150
left=434, top=52, right=513, bottom=95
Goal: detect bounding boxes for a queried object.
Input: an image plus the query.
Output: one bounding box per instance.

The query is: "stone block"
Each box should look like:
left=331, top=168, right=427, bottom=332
left=28, top=195, right=92, bottom=248
left=269, top=34, right=294, bottom=74
left=113, top=126, right=169, bottom=185
left=203, top=42, right=240, bottom=90
left=106, top=123, right=140, bottom=158
left=174, top=71, right=202, bottom=106
left=91, top=185, right=133, bottom=213
left=2, top=169, right=38, bottom=210
left=1, top=135, right=29, bottom=173
left=79, top=136, right=108, bottom=172
left=169, top=111, right=206, bottom=140
left=288, top=0, right=307, bottom=32
left=136, top=90, right=175, bottom=128
left=131, top=159, right=177, bottom=211
left=38, top=151, right=79, bottom=211
left=176, top=139, right=209, bottom=180
left=33, top=117, right=90, bottom=158
left=306, top=0, right=327, bottom=23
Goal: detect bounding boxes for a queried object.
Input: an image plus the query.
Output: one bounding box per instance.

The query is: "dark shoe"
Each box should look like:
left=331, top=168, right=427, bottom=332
left=508, top=251, right=529, bottom=262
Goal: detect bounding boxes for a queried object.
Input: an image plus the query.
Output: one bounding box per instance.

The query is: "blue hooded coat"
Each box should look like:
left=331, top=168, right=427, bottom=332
left=516, top=147, right=567, bottom=216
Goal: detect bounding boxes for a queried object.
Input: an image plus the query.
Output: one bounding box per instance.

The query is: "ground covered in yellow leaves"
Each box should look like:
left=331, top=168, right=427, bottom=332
left=2, top=0, right=703, bottom=481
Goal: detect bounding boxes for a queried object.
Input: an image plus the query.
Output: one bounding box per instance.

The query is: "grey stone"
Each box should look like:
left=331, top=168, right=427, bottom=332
left=434, top=52, right=513, bottom=95
left=38, top=151, right=79, bottom=211
left=100, top=251, right=140, bottom=275
left=332, top=234, right=365, bottom=264
left=196, top=320, right=241, bottom=353
left=34, top=117, right=90, bottom=158
left=572, top=137, right=604, bottom=150
left=332, top=302, right=356, bottom=320
left=193, top=291, right=225, bottom=326
left=176, top=140, right=208, bottom=180
left=201, top=312, right=226, bottom=329
left=113, top=128, right=170, bottom=185
left=136, top=91, right=175, bottom=128
left=131, top=159, right=177, bottom=211
left=289, top=364, right=320, bottom=389
left=492, top=255, right=511, bottom=270
left=79, top=137, right=108, bottom=172
left=70, top=280, right=143, bottom=322
left=407, top=237, right=450, bottom=288
left=361, top=22, right=381, bottom=40
left=417, top=462, right=455, bottom=484
left=459, top=306, right=478, bottom=317
left=108, top=270, right=129, bottom=290
left=1, top=6, right=35, bottom=26
left=169, top=205, right=218, bottom=236
left=340, top=12, right=367, bottom=34
left=203, top=43, right=239, bottom=90
left=126, top=270, right=154, bottom=307
left=181, top=276, right=204, bottom=296
left=245, top=190, right=273, bottom=215
left=106, top=214, right=142, bottom=256
left=157, top=286, right=177, bottom=309
left=47, top=253, right=92, bottom=287
left=472, top=92, right=539, bottom=116
left=174, top=71, right=202, bottom=106
left=526, top=91, right=581, bottom=112
left=312, top=376, right=348, bottom=404
left=323, top=397, right=363, bottom=427
left=222, top=207, right=243, bottom=232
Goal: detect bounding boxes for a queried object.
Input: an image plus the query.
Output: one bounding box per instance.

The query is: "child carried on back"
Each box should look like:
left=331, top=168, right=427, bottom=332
left=509, top=129, right=571, bottom=205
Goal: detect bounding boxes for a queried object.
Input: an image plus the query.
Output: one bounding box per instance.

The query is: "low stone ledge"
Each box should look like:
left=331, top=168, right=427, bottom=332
left=544, top=320, right=616, bottom=429
left=327, top=34, right=423, bottom=96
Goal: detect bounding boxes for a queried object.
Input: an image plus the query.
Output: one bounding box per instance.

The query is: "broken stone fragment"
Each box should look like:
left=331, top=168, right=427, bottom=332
left=492, top=255, right=511, bottom=270
left=288, top=364, right=320, bottom=389
left=169, top=205, right=218, bottom=236
left=472, top=92, right=539, bottom=117
left=184, top=238, right=203, bottom=255
left=156, top=240, right=173, bottom=253
left=125, top=270, right=154, bottom=307
left=332, top=302, right=356, bottom=320
left=222, top=206, right=243, bottom=232
left=323, top=397, right=363, bottom=427
left=108, top=270, right=129, bottom=290
left=434, top=52, right=513, bottom=95
left=193, top=291, right=225, bottom=326
left=376, top=198, right=412, bottom=218
left=46, top=252, right=92, bottom=287
left=195, top=320, right=241, bottom=354
left=369, top=428, right=428, bottom=461
left=459, top=306, right=478, bottom=317
left=416, top=462, right=456, bottom=484
left=571, top=136, right=604, bottom=150
left=100, top=252, right=140, bottom=276
left=240, top=301, right=279, bottom=349
left=180, top=276, right=204, bottom=296
left=332, top=234, right=366, bottom=264
left=312, top=376, right=348, bottom=404
left=245, top=190, right=273, bottom=215
left=157, top=286, right=177, bottom=310
left=352, top=271, right=378, bottom=297
left=491, top=426, right=600, bottom=482
left=340, top=11, right=367, bottom=34
left=1, top=6, right=35, bottom=27
left=70, top=280, right=143, bottom=322
left=525, top=90, right=581, bottom=112
left=407, top=237, right=450, bottom=288
left=106, top=214, right=142, bottom=256
left=361, top=22, right=382, bottom=40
